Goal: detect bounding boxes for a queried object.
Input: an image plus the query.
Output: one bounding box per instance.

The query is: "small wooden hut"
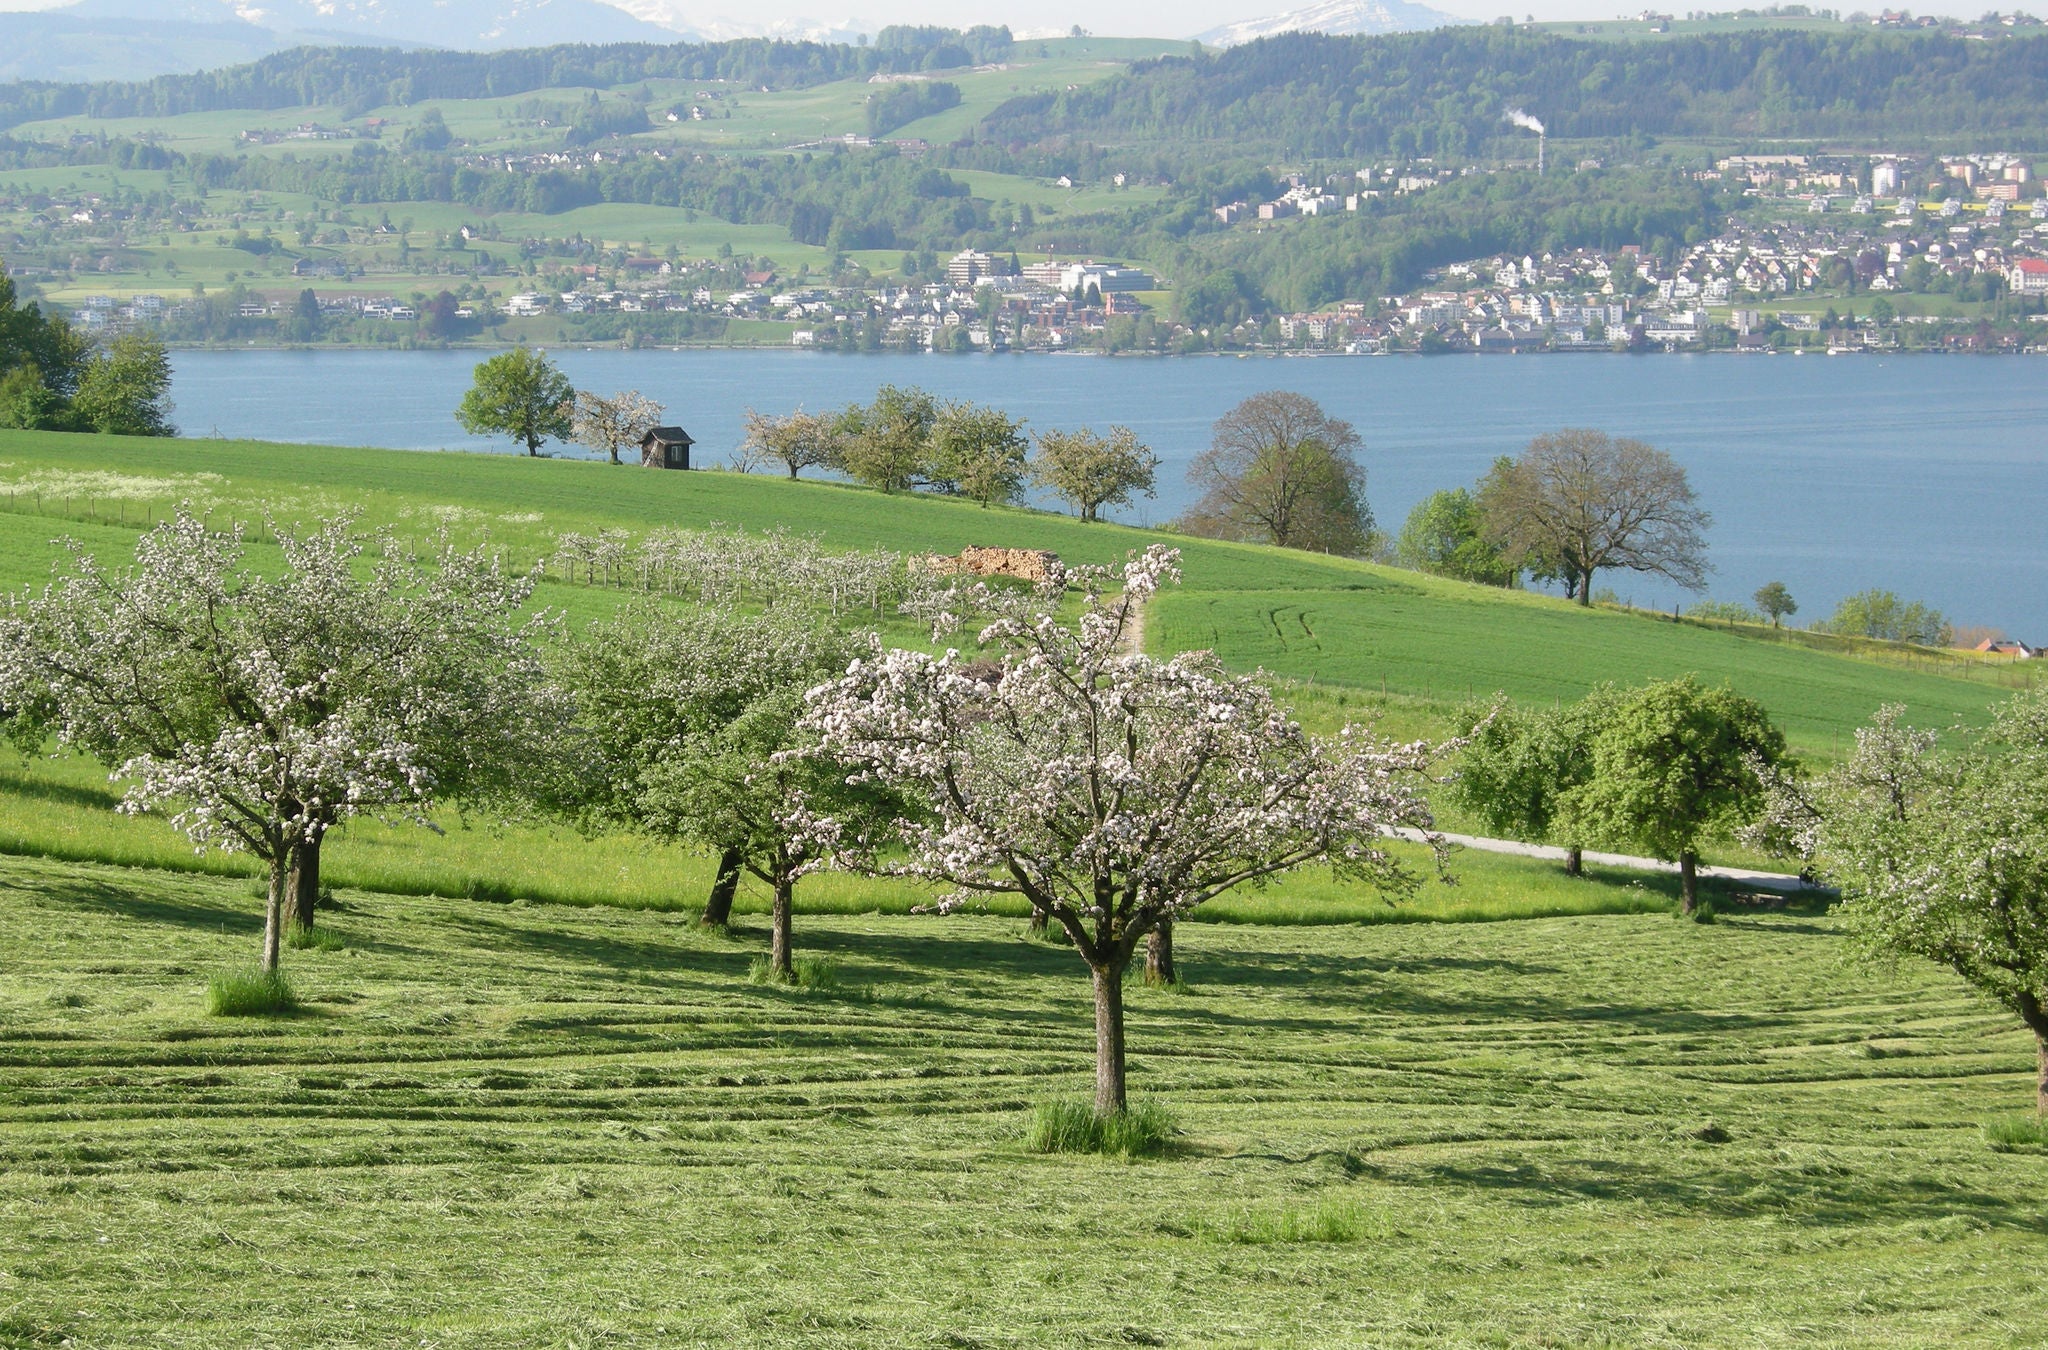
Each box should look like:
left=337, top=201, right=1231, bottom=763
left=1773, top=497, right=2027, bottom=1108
left=640, top=426, right=695, bottom=470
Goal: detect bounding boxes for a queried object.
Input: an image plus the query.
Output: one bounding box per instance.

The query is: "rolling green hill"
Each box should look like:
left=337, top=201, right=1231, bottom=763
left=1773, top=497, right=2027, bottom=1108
left=0, top=427, right=2023, bottom=762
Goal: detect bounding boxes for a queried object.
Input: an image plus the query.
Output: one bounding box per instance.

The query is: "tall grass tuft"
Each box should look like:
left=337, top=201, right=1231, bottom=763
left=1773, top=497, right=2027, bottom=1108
left=284, top=922, right=344, bottom=952
left=747, top=953, right=841, bottom=990
left=206, top=969, right=299, bottom=1017
left=1196, top=1196, right=1370, bottom=1245
left=1982, top=1115, right=2048, bottom=1153
left=1027, top=1100, right=1178, bottom=1159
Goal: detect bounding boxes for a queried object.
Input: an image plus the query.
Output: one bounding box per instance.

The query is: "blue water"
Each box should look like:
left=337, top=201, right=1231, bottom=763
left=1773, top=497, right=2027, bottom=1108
left=169, top=348, right=2048, bottom=637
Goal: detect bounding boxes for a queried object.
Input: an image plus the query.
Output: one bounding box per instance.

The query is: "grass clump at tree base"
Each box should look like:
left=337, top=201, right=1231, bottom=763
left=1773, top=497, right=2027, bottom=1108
left=204, top=968, right=298, bottom=1017
left=747, top=953, right=840, bottom=990
left=1026, top=1100, right=1179, bottom=1159
left=283, top=921, right=344, bottom=952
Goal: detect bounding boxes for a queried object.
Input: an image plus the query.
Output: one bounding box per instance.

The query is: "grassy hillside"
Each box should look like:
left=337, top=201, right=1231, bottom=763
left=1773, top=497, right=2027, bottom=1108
left=1, top=850, right=2044, bottom=1346
left=0, top=425, right=2024, bottom=907
left=0, top=427, right=2020, bottom=758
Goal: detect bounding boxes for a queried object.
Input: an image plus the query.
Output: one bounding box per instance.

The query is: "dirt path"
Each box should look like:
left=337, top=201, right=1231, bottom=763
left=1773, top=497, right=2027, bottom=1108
left=1393, top=829, right=1819, bottom=893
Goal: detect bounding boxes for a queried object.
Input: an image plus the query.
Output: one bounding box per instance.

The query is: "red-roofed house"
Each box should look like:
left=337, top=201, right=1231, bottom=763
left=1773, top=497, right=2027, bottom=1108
left=2010, top=258, right=2048, bottom=294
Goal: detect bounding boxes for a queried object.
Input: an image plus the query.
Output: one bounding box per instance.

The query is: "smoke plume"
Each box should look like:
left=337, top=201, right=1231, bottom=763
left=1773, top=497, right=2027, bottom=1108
left=1504, top=108, right=1545, bottom=134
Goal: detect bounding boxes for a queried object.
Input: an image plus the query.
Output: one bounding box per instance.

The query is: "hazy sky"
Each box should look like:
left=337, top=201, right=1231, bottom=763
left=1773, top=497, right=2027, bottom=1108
left=0, top=0, right=2021, bottom=36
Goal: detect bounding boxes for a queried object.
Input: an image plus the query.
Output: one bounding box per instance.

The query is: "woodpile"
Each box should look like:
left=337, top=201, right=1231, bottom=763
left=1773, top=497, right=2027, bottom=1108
left=918, top=546, right=1063, bottom=583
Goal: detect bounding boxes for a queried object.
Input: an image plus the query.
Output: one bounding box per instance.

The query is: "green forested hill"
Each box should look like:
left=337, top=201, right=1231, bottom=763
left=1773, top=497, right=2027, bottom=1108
left=976, top=28, right=2048, bottom=159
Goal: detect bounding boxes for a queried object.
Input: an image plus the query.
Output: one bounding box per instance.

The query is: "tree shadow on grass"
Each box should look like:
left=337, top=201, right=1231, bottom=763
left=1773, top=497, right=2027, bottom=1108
left=0, top=764, right=123, bottom=813
left=2, top=869, right=257, bottom=933
left=1387, top=1152, right=2046, bottom=1231
left=437, top=910, right=755, bottom=983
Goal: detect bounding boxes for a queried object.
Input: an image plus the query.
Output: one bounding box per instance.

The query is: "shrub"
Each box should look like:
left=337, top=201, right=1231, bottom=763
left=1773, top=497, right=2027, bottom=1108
left=1686, top=600, right=1763, bottom=625
left=285, top=922, right=344, bottom=952
left=1026, top=1100, right=1178, bottom=1159
left=205, top=969, right=299, bottom=1017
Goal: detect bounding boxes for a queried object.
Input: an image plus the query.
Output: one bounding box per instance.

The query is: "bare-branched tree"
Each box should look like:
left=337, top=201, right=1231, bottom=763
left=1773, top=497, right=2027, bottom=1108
left=1181, top=391, right=1373, bottom=554
left=1477, top=429, right=1710, bottom=604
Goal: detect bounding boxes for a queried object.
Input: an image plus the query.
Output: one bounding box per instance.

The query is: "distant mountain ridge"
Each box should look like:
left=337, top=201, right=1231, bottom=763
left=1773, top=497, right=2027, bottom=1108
left=3, top=0, right=682, bottom=79
left=1195, top=0, right=1469, bottom=47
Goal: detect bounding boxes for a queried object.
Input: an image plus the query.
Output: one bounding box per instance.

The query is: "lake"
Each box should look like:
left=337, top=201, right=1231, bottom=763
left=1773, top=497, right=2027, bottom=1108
left=168, top=348, right=2048, bottom=638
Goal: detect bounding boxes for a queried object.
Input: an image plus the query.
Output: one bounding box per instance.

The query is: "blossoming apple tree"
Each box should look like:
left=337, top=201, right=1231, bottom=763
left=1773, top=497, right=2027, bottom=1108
left=0, top=509, right=561, bottom=972
left=801, top=546, right=1451, bottom=1114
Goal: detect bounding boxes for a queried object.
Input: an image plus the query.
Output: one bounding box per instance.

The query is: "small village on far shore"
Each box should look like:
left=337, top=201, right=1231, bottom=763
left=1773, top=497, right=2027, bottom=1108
left=14, top=134, right=2048, bottom=354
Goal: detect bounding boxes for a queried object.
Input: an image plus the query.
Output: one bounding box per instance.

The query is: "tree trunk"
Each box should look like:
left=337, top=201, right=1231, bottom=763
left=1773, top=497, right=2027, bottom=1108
left=2038, top=1030, right=2048, bottom=1118
left=1679, top=850, right=1699, bottom=916
left=261, top=859, right=286, bottom=975
left=1028, top=903, right=1049, bottom=936
left=702, top=848, right=742, bottom=927
left=1092, top=960, right=1128, bottom=1116
left=1565, top=845, right=1583, bottom=878
left=288, top=834, right=322, bottom=930
left=770, top=872, right=794, bottom=982
left=2020, top=997, right=2048, bottom=1117
left=1146, top=920, right=1177, bottom=985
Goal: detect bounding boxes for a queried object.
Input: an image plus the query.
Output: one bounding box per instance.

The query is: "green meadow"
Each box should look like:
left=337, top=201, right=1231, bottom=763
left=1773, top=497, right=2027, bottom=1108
left=2, top=432, right=2045, bottom=1346
left=1, top=851, right=2044, bottom=1347
left=0, top=426, right=2022, bottom=761
left=0, top=426, right=2025, bottom=907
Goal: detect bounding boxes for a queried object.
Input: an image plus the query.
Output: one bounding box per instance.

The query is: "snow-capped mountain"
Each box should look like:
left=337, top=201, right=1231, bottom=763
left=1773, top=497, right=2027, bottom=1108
left=1194, top=0, right=1469, bottom=47
left=616, top=4, right=876, bottom=44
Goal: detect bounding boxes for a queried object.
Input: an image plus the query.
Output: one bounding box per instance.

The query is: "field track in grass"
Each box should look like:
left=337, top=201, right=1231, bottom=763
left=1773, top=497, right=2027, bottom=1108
left=2, top=851, right=2045, bottom=1347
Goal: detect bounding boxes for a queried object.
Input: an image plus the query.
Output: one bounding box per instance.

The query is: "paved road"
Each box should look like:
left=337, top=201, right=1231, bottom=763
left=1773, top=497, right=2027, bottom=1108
left=1394, top=829, right=1820, bottom=893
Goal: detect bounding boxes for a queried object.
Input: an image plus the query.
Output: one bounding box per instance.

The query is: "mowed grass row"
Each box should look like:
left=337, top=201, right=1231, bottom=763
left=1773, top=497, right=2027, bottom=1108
left=0, top=428, right=2020, bottom=760
left=2, top=851, right=2045, bottom=1347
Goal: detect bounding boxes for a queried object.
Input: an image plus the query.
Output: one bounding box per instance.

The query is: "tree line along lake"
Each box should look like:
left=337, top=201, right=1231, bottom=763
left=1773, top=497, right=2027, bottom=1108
left=168, top=348, right=2048, bottom=639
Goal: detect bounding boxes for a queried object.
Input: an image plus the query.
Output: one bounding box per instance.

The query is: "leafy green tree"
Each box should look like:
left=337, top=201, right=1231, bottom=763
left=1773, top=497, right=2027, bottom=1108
left=1562, top=677, right=1785, bottom=915
left=1820, top=589, right=1950, bottom=647
left=835, top=384, right=937, bottom=493
left=1030, top=425, right=1159, bottom=522
left=1450, top=691, right=1615, bottom=875
left=1396, top=487, right=1515, bottom=586
left=1182, top=391, right=1373, bottom=554
left=1753, top=581, right=1797, bottom=628
left=289, top=288, right=324, bottom=342
left=455, top=347, right=574, bottom=456
left=0, top=273, right=88, bottom=406
left=931, top=402, right=1028, bottom=508
left=0, top=364, right=66, bottom=430
left=1762, top=695, right=2048, bottom=1114
left=70, top=332, right=175, bottom=437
